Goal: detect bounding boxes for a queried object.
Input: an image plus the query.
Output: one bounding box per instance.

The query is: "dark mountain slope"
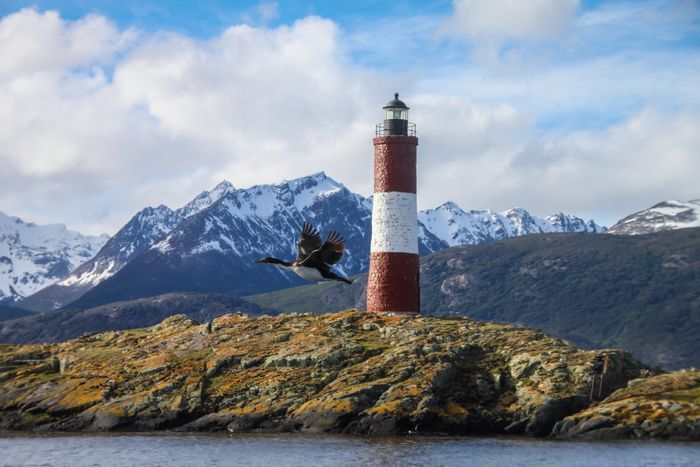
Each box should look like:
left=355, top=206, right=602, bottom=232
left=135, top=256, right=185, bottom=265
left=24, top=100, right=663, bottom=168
left=246, top=228, right=700, bottom=370
left=0, top=292, right=271, bottom=344
left=0, top=304, right=35, bottom=322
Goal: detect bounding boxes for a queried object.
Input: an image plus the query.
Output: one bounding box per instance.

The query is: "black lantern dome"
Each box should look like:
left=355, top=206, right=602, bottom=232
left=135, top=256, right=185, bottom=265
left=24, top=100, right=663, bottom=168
left=383, top=93, right=408, bottom=112
left=379, top=93, right=414, bottom=136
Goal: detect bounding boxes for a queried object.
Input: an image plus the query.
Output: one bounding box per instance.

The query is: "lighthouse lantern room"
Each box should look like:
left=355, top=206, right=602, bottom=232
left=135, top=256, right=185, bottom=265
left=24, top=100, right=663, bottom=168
left=367, top=93, right=420, bottom=314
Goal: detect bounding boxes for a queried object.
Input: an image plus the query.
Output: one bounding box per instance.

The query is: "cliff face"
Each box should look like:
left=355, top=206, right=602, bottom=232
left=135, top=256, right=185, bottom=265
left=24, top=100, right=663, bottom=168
left=0, top=311, right=652, bottom=436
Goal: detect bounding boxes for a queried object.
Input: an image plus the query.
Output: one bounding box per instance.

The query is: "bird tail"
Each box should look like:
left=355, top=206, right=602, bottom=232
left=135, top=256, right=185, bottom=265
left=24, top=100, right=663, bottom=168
left=325, top=270, right=352, bottom=285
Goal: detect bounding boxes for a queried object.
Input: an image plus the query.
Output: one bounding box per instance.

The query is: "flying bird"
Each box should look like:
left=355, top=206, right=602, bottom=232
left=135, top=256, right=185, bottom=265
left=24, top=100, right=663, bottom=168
left=255, top=222, right=352, bottom=284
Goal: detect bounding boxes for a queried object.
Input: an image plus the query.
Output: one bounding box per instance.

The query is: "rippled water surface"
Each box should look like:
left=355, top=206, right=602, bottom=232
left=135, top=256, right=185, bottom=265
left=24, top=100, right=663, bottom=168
left=1, top=433, right=699, bottom=467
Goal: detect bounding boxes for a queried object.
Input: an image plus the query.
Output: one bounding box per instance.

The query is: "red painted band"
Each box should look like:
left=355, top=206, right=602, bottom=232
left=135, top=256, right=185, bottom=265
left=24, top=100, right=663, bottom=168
left=373, top=137, right=418, bottom=194
left=367, top=252, right=420, bottom=313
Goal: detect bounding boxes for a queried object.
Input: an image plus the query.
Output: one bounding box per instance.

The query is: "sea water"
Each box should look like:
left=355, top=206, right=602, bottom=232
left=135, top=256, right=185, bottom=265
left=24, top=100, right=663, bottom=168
left=0, top=433, right=698, bottom=467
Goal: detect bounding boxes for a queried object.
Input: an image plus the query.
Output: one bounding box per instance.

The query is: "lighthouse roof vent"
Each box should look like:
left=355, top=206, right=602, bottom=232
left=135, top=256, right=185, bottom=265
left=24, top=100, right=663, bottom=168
left=383, top=93, right=408, bottom=110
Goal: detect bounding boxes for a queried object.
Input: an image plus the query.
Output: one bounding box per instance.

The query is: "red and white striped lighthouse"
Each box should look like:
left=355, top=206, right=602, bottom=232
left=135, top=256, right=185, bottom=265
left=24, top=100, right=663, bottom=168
left=367, top=93, right=420, bottom=314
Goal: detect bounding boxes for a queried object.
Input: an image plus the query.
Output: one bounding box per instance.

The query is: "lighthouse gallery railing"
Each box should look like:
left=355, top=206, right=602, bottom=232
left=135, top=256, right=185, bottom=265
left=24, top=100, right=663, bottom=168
left=375, top=122, right=417, bottom=137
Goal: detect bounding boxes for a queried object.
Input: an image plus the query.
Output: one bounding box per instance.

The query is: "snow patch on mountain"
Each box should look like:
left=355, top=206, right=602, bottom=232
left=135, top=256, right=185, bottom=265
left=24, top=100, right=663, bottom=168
left=0, top=212, right=108, bottom=302
left=547, top=212, right=605, bottom=234
left=58, top=259, right=117, bottom=287
left=178, top=181, right=236, bottom=219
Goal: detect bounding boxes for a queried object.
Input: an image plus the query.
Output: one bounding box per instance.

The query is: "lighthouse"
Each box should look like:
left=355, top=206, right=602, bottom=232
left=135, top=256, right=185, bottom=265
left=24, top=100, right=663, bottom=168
left=367, top=93, right=420, bottom=314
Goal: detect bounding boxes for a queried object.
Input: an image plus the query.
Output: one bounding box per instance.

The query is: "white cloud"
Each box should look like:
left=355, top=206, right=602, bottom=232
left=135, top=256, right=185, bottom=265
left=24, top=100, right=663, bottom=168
left=0, top=8, right=135, bottom=76
left=256, top=2, right=279, bottom=22
left=0, top=11, right=386, bottom=234
left=419, top=51, right=700, bottom=130
left=446, top=0, right=580, bottom=40
left=494, top=108, right=700, bottom=224
left=0, top=6, right=697, bottom=235
left=110, top=16, right=384, bottom=200
left=410, top=94, right=532, bottom=208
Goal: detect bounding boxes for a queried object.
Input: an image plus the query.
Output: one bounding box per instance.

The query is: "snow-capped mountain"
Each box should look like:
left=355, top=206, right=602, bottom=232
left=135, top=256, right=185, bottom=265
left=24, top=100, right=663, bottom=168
left=58, top=205, right=181, bottom=288
left=417, top=202, right=603, bottom=247
left=152, top=173, right=375, bottom=276
left=178, top=180, right=237, bottom=219
left=69, top=173, right=378, bottom=308
left=0, top=212, right=108, bottom=304
left=608, top=200, right=700, bottom=235
left=546, top=212, right=603, bottom=234
left=20, top=182, right=235, bottom=311
left=65, top=173, right=603, bottom=310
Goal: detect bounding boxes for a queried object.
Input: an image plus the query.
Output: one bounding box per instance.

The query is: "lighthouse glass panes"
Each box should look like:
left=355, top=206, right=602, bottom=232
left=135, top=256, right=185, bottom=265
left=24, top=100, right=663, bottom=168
left=383, top=106, right=409, bottom=136
left=385, top=108, right=408, bottom=120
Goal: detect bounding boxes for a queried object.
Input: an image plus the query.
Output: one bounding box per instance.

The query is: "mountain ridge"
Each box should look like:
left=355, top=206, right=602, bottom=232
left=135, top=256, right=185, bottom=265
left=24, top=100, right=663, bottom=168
left=16, top=174, right=697, bottom=313
left=64, top=173, right=604, bottom=310
left=18, top=182, right=236, bottom=311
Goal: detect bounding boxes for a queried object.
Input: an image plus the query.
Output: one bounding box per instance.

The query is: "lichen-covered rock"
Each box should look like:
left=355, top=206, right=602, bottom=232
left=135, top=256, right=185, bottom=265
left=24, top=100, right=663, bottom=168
left=553, top=370, right=700, bottom=440
left=0, top=311, right=652, bottom=436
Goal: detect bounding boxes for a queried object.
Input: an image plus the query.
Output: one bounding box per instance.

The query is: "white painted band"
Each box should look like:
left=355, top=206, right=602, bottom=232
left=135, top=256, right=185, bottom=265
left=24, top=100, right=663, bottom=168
left=370, top=192, right=419, bottom=254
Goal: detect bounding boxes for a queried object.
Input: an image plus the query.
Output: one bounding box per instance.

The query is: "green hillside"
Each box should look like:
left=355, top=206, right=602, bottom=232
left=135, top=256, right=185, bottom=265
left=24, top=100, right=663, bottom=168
left=245, top=228, right=700, bottom=370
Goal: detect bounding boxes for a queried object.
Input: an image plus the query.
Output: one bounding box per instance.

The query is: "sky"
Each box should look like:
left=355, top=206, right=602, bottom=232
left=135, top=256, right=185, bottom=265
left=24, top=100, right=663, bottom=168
left=0, top=0, right=699, bottom=235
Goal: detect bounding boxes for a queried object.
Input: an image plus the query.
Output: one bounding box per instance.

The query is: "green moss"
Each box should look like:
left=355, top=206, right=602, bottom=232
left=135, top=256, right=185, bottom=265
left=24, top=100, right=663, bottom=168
left=356, top=339, right=388, bottom=352
left=668, top=387, right=700, bottom=403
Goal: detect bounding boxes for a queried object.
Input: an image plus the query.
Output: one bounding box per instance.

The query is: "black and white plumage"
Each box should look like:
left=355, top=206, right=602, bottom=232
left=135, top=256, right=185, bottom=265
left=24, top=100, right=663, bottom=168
left=255, top=222, right=352, bottom=284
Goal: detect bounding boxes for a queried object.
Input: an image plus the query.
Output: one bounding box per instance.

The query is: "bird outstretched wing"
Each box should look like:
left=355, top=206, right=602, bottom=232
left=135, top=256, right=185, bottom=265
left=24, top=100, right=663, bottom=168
left=308, top=230, right=346, bottom=266
left=296, top=222, right=322, bottom=262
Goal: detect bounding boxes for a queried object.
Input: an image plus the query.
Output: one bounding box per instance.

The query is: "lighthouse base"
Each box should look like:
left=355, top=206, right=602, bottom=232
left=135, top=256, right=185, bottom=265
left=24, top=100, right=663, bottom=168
left=366, top=252, right=420, bottom=314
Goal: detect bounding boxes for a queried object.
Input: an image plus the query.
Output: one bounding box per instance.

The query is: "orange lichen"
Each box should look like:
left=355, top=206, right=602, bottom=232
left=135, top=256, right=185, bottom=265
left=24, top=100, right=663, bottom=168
left=56, top=380, right=107, bottom=411
left=0, top=310, right=668, bottom=436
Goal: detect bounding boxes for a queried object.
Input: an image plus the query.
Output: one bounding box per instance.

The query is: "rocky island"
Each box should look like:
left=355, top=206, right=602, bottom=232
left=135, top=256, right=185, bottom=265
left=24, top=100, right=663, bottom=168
left=1, top=310, right=697, bottom=439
